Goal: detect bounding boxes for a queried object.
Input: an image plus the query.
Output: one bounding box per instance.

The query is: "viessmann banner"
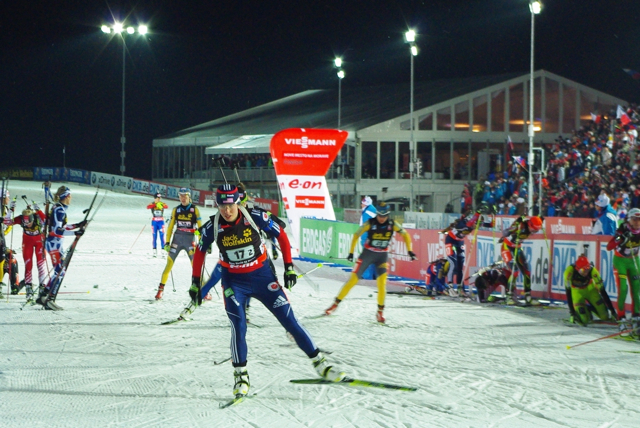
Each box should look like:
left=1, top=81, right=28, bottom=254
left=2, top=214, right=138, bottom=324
left=270, top=128, right=348, bottom=253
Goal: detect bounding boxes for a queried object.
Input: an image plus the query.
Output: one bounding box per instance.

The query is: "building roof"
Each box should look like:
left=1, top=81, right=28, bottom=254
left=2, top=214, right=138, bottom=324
left=156, top=72, right=523, bottom=142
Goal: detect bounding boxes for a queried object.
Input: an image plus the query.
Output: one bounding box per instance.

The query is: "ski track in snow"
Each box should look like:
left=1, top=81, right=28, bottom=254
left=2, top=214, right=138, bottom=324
left=1, top=181, right=640, bottom=427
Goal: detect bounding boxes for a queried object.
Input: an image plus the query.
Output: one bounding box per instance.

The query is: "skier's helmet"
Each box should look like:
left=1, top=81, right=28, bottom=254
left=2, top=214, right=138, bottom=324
left=154, top=192, right=162, bottom=199
left=178, top=187, right=191, bottom=196
left=376, top=202, right=391, bottom=216
left=21, top=209, right=34, bottom=227
left=628, top=208, right=640, bottom=220
left=216, top=184, right=239, bottom=205
left=575, top=255, right=591, bottom=274
left=528, top=216, right=543, bottom=232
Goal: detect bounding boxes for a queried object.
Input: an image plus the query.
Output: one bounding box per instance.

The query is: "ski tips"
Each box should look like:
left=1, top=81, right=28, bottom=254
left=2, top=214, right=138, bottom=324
left=566, top=345, right=571, bottom=350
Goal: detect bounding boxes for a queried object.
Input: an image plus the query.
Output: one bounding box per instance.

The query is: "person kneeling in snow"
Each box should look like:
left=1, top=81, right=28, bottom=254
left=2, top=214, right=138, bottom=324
left=563, top=255, right=615, bottom=326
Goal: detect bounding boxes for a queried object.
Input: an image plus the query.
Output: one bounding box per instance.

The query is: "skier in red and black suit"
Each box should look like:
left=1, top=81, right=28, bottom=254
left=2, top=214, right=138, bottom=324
left=11, top=205, right=47, bottom=300
left=498, top=215, right=543, bottom=305
left=190, top=184, right=344, bottom=399
left=440, top=203, right=495, bottom=296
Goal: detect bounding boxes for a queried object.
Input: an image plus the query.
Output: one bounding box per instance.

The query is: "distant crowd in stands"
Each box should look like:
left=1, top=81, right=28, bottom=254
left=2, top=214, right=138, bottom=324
left=462, top=104, right=640, bottom=221
left=213, top=154, right=272, bottom=169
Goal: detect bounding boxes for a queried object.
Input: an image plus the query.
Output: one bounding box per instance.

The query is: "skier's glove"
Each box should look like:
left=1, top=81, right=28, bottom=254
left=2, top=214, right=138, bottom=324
left=164, top=244, right=171, bottom=252
left=346, top=253, right=354, bottom=262
left=284, top=264, right=297, bottom=290
left=9, top=200, right=16, bottom=211
left=408, top=251, right=417, bottom=261
left=76, top=220, right=87, bottom=229
left=189, top=277, right=202, bottom=306
left=272, top=247, right=279, bottom=260
left=74, top=229, right=84, bottom=237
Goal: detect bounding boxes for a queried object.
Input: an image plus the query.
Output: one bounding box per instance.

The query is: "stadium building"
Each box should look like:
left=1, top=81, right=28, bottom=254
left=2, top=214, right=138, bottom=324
left=152, top=70, right=625, bottom=212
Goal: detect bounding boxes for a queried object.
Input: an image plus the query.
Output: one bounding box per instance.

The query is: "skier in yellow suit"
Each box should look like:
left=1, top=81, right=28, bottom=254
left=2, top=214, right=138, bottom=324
left=324, top=202, right=416, bottom=323
left=155, top=188, right=201, bottom=300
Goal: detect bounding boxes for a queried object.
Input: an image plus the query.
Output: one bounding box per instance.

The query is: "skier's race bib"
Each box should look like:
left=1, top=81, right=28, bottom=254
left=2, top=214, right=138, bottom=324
left=370, top=240, right=388, bottom=249
left=226, top=245, right=256, bottom=263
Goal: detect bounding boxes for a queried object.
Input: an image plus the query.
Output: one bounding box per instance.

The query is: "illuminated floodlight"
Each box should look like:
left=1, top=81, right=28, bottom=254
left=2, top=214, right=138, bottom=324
left=411, top=45, right=418, bottom=56
left=113, top=22, right=124, bottom=33
left=404, top=29, right=416, bottom=43
left=337, top=70, right=345, bottom=79
left=138, top=25, right=148, bottom=35
left=126, top=26, right=135, bottom=34
left=530, top=1, right=542, bottom=14
left=101, top=25, right=111, bottom=34
left=334, top=57, right=342, bottom=68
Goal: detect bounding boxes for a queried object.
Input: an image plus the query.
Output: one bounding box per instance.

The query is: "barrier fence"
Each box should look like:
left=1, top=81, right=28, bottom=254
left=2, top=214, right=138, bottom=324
left=300, top=217, right=634, bottom=312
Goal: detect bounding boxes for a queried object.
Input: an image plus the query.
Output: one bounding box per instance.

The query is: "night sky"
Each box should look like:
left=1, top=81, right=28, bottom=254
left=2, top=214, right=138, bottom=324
left=3, top=1, right=640, bottom=180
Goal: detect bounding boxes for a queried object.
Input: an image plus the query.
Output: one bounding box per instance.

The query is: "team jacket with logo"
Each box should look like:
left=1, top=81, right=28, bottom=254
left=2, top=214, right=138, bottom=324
left=349, top=217, right=413, bottom=254
left=165, top=204, right=201, bottom=242
left=13, top=210, right=46, bottom=237
left=192, top=207, right=293, bottom=275
left=607, top=222, right=640, bottom=258
left=48, top=203, right=77, bottom=238
left=441, top=212, right=493, bottom=241
left=500, top=217, right=534, bottom=249
left=147, top=202, right=168, bottom=221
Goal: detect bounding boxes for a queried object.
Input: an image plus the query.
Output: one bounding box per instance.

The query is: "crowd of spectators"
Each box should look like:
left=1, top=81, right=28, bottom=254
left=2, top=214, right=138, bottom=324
left=213, top=154, right=272, bottom=169
left=465, top=104, right=640, bottom=220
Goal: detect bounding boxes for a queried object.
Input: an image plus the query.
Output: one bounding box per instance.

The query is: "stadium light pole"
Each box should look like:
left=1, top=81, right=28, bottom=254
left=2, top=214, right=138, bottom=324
left=334, top=57, right=345, bottom=129
left=528, top=1, right=542, bottom=215
left=405, top=29, right=418, bottom=212
left=333, top=57, right=346, bottom=207
left=101, top=22, right=148, bottom=176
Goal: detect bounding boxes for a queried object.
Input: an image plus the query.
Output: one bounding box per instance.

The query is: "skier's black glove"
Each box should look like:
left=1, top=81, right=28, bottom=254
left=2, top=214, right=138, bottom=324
left=284, top=264, right=297, bottom=290
left=189, top=276, right=202, bottom=306
left=272, top=247, right=279, bottom=260
left=346, top=253, right=354, bottom=262
left=76, top=220, right=87, bottom=229
left=408, top=251, right=417, bottom=261
left=74, top=229, right=84, bottom=237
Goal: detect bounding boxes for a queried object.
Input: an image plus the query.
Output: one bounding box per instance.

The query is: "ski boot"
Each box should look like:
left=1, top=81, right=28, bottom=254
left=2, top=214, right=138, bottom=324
left=153, top=248, right=158, bottom=258
left=311, top=351, right=345, bottom=382
left=376, top=305, right=386, bottom=323
left=35, top=286, right=48, bottom=306
left=457, top=285, right=468, bottom=298
left=505, top=293, right=517, bottom=306
left=11, top=279, right=25, bottom=295
left=447, top=283, right=457, bottom=297
left=25, top=283, right=34, bottom=301
left=523, top=292, right=542, bottom=306
left=155, top=284, right=165, bottom=300
left=324, top=298, right=341, bottom=316
left=233, top=367, right=250, bottom=396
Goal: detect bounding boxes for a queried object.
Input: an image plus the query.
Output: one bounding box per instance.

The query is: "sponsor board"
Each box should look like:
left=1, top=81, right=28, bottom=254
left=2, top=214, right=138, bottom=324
left=271, top=128, right=347, bottom=253
left=90, top=172, right=133, bottom=192
left=299, top=218, right=360, bottom=264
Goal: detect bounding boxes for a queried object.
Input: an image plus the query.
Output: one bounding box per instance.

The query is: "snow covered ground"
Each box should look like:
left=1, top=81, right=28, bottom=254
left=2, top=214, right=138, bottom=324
left=1, top=181, right=640, bottom=428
